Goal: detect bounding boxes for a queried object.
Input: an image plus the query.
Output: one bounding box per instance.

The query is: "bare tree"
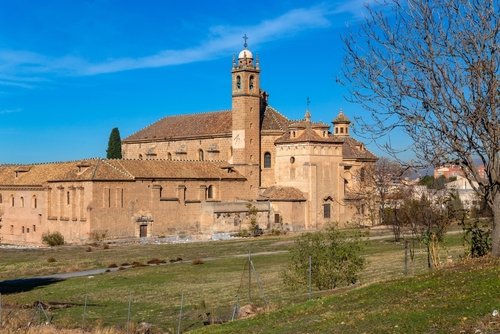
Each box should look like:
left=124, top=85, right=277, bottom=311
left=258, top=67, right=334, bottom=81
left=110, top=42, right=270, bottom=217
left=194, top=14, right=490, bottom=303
left=347, top=158, right=408, bottom=232
left=342, top=0, right=500, bottom=256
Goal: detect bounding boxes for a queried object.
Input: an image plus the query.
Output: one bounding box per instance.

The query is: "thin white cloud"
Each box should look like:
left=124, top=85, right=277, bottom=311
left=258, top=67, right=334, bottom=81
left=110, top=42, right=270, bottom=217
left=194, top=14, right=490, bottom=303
left=334, top=0, right=377, bottom=18
left=82, top=5, right=333, bottom=75
left=0, top=108, right=22, bottom=115
left=0, top=2, right=372, bottom=86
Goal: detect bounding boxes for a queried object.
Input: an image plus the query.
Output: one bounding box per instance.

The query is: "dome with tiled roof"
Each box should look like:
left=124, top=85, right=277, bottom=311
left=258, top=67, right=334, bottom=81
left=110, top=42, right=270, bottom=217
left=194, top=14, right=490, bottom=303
left=333, top=110, right=351, bottom=124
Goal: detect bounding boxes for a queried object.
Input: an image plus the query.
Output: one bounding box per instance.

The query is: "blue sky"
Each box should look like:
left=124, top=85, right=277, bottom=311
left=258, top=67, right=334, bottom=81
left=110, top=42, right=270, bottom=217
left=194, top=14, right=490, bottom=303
left=0, top=0, right=410, bottom=163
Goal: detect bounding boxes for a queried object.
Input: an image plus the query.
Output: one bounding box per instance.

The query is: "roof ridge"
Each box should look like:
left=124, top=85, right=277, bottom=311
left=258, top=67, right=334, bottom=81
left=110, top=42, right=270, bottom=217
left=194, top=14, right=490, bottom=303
left=0, top=157, right=102, bottom=167
left=103, top=159, right=135, bottom=179
left=90, top=159, right=101, bottom=180
left=266, top=105, right=288, bottom=131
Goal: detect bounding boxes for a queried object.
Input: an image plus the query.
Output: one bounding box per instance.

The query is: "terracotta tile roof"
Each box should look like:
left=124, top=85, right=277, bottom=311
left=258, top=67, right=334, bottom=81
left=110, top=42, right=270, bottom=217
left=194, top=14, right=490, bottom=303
left=107, top=159, right=245, bottom=180
left=274, top=127, right=342, bottom=144
left=0, top=162, right=78, bottom=186
left=340, top=137, right=377, bottom=161
left=124, top=106, right=292, bottom=143
left=0, top=159, right=245, bottom=186
left=261, top=106, right=291, bottom=132
left=333, top=111, right=351, bottom=124
left=124, top=110, right=233, bottom=142
left=259, top=186, right=306, bottom=201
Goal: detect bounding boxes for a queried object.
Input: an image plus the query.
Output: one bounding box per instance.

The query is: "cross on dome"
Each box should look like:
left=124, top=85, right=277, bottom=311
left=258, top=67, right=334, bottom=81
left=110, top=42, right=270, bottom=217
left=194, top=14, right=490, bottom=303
left=243, top=34, right=248, bottom=49
left=238, top=34, right=253, bottom=60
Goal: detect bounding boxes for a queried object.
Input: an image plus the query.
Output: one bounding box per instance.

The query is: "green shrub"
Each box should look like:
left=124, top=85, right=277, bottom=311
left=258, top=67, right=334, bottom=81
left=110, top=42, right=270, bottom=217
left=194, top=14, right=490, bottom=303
left=282, top=225, right=365, bottom=290
left=42, top=231, right=64, bottom=246
left=463, top=220, right=492, bottom=258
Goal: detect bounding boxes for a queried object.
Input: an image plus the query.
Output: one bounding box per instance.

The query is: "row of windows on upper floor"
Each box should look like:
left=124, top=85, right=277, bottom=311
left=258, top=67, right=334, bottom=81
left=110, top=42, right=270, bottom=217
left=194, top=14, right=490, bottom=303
left=0, top=224, right=38, bottom=235
left=0, top=194, right=38, bottom=209
left=136, top=149, right=275, bottom=170
left=0, top=188, right=86, bottom=209
left=139, top=149, right=209, bottom=161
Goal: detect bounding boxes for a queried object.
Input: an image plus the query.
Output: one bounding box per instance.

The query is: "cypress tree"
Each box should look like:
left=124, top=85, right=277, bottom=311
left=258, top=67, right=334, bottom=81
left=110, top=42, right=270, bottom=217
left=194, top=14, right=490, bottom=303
left=106, top=127, right=122, bottom=159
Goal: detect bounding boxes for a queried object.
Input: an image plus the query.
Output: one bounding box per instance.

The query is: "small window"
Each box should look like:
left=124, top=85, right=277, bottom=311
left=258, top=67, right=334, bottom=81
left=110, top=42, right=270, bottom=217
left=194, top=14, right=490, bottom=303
left=167, top=152, right=172, bottom=160
left=198, top=149, right=204, bottom=161
left=249, top=75, right=254, bottom=90
left=20, top=197, right=24, bottom=208
left=236, top=76, right=241, bottom=89
left=207, top=185, right=214, bottom=199
left=11, top=195, right=14, bottom=207
left=33, top=225, right=36, bottom=232
left=139, top=154, right=143, bottom=160
left=22, top=226, right=25, bottom=233
left=340, top=127, right=344, bottom=134
left=67, top=191, right=70, bottom=205
left=335, top=128, right=339, bottom=134
left=0, top=193, right=2, bottom=203
left=323, top=203, right=331, bottom=219
left=264, top=152, right=271, bottom=168
left=32, top=195, right=37, bottom=209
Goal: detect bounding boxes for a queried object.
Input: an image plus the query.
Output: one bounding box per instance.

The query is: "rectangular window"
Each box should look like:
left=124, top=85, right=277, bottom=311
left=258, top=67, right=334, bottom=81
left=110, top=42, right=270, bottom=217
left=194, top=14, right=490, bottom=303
left=323, top=203, right=331, bottom=219
left=33, top=225, right=36, bottom=232
left=22, top=226, right=25, bottom=233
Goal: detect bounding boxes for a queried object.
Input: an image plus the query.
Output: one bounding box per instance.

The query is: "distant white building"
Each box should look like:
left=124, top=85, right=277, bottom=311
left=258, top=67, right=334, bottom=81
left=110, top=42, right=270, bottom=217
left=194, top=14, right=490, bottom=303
left=446, top=176, right=480, bottom=210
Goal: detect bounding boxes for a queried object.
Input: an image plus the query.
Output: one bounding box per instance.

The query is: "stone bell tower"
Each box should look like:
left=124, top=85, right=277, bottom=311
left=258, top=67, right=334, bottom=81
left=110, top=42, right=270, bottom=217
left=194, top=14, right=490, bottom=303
left=231, top=35, right=261, bottom=196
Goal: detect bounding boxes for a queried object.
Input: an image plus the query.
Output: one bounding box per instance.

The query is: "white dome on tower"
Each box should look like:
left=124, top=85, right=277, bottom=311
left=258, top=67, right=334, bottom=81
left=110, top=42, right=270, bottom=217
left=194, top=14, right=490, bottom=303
left=238, top=49, right=253, bottom=59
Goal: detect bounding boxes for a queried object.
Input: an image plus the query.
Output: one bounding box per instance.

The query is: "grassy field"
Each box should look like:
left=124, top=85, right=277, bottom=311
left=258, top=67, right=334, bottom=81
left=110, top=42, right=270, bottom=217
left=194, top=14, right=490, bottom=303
left=0, top=228, right=484, bottom=333
left=193, top=256, right=500, bottom=334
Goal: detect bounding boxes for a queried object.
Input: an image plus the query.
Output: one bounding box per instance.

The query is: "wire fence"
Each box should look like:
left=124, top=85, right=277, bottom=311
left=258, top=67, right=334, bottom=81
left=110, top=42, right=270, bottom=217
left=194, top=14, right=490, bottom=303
left=0, top=244, right=452, bottom=333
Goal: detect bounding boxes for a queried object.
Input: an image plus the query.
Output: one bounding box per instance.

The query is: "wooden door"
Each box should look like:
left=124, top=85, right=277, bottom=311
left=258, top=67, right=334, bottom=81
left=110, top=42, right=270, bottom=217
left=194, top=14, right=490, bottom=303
left=140, top=224, right=147, bottom=238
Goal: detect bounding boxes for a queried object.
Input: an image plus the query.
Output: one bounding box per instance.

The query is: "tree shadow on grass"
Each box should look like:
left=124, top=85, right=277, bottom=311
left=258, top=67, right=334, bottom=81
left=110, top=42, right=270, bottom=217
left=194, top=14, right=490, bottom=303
left=0, top=277, right=64, bottom=294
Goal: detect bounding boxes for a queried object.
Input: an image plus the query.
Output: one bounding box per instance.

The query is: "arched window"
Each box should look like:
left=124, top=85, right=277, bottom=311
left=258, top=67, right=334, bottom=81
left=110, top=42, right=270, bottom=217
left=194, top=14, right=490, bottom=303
left=32, top=195, right=37, bottom=209
left=20, top=196, right=24, bottom=208
left=139, top=154, right=143, bottom=160
left=167, top=152, right=172, bottom=160
left=264, top=152, right=271, bottom=168
left=67, top=191, right=70, bottom=205
left=207, top=185, right=214, bottom=199
left=249, top=75, right=254, bottom=90
left=198, top=149, right=204, bottom=161
left=236, top=76, right=241, bottom=89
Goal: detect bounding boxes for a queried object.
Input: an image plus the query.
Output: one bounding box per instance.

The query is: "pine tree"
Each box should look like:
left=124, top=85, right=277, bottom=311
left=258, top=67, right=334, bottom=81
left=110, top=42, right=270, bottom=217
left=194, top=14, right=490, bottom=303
left=106, top=127, right=122, bottom=159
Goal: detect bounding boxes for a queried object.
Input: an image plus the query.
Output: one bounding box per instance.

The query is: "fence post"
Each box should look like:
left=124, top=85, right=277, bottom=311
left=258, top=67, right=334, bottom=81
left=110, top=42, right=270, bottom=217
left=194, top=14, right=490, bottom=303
left=127, top=292, right=132, bottom=333
left=177, top=292, right=184, bottom=334
left=248, top=250, right=252, bottom=303
left=308, top=256, right=312, bottom=300
left=404, top=239, right=409, bottom=275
